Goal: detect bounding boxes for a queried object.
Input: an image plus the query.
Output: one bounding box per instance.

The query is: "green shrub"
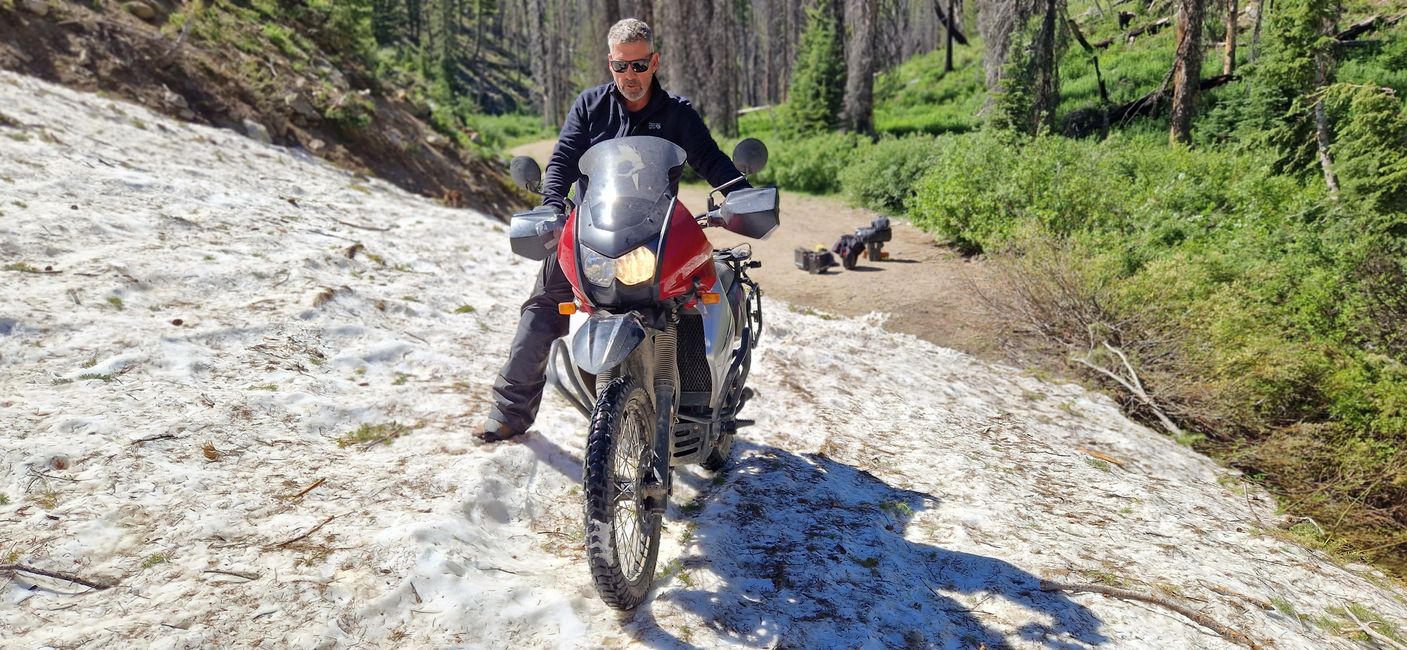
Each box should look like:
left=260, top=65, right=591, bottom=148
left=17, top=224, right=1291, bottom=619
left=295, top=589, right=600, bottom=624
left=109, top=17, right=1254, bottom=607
left=750, top=132, right=865, bottom=195
left=261, top=23, right=299, bottom=57
left=1334, top=23, right=1407, bottom=97
left=840, top=135, right=942, bottom=213
left=905, top=122, right=1407, bottom=571
left=470, top=112, right=556, bottom=149
left=324, top=91, right=375, bottom=131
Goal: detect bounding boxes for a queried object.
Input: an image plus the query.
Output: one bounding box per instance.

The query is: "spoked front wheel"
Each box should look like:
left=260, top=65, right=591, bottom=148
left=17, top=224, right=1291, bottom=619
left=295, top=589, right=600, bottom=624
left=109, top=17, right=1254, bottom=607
left=583, top=377, right=662, bottom=610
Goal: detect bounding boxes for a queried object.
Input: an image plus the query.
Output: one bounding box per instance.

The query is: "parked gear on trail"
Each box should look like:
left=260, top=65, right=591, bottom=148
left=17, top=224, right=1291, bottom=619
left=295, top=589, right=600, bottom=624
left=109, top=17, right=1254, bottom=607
left=794, top=245, right=837, bottom=274
left=832, top=233, right=864, bottom=270
left=856, top=216, right=892, bottom=262
left=825, top=217, right=894, bottom=270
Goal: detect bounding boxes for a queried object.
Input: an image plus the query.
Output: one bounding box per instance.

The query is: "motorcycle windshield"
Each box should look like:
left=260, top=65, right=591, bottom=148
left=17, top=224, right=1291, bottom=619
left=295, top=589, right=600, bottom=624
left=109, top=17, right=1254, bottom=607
left=577, top=137, right=687, bottom=252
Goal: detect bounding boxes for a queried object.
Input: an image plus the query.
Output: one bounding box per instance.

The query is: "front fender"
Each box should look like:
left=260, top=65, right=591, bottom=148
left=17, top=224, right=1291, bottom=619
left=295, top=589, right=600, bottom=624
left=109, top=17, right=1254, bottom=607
left=572, top=312, right=647, bottom=375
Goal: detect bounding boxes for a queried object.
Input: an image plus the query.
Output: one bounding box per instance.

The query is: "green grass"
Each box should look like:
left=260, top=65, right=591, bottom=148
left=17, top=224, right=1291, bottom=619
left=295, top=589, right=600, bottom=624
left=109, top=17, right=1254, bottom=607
left=1085, top=457, right=1114, bottom=473
left=32, top=490, right=59, bottom=509
left=336, top=421, right=415, bottom=447
left=873, top=42, right=988, bottom=136
left=655, top=558, right=694, bottom=586
left=1340, top=602, right=1404, bottom=643
left=106, top=296, right=124, bottom=310
left=141, top=553, right=168, bottom=569
left=471, top=112, right=557, bottom=149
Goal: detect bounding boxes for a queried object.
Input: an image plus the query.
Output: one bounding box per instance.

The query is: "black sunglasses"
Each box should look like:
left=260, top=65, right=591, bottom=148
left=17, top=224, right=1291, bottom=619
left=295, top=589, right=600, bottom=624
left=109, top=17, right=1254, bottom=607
left=609, top=57, right=652, bottom=74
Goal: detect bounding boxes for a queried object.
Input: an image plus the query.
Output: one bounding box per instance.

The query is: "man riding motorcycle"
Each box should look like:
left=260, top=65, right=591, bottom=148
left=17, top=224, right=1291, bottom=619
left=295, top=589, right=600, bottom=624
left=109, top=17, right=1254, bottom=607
left=480, top=18, right=751, bottom=443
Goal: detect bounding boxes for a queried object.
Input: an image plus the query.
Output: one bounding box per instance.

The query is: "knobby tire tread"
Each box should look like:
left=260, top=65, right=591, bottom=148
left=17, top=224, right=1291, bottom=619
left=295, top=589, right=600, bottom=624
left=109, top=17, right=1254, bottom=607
left=583, top=377, right=659, bottom=610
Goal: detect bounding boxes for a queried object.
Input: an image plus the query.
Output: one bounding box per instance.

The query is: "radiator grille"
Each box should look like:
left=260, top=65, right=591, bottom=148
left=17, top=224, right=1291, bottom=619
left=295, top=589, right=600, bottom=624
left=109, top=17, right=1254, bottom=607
left=678, top=314, right=711, bottom=394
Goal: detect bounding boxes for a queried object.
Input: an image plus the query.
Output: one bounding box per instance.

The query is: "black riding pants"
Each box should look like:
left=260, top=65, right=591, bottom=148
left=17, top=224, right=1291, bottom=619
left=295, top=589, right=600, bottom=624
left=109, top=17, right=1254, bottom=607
left=488, top=254, right=573, bottom=432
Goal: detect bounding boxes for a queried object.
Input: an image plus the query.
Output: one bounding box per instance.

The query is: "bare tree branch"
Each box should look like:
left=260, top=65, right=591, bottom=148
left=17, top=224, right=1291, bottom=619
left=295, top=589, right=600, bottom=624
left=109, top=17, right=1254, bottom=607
left=1342, top=603, right=1407, bottom=650
left=1, top=564, right=116, bottom=590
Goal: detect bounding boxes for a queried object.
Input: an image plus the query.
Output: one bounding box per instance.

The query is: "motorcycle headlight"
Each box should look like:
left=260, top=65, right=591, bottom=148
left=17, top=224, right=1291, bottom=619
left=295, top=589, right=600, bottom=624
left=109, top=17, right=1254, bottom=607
left=582, top=247, right=615, bottom=287
left=614, top=246, right=656, bottom=286
left=581, top=245, right=657, bottom=288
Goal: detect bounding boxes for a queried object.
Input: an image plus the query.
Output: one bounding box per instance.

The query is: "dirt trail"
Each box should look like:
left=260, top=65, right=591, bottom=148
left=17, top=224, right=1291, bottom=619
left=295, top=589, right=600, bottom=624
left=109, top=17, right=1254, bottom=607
left=511, top=139, right=1013, bottom=363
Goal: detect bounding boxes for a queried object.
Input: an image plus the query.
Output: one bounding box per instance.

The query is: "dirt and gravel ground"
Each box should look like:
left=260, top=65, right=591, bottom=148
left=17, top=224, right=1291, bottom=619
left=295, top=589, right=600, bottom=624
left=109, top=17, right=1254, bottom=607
left=510, top=139, right=1017, bottom=365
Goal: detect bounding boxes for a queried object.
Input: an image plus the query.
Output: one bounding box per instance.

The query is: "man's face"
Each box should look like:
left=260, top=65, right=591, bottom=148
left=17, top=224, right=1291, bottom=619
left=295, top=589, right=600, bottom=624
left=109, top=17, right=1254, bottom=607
left=608, top=40, right=657, bottom=104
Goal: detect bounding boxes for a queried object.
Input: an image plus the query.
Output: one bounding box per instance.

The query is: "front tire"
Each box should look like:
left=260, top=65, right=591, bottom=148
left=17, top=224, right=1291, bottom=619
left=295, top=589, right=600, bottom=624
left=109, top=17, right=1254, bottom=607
left=583, top=377, right=661, bottom=610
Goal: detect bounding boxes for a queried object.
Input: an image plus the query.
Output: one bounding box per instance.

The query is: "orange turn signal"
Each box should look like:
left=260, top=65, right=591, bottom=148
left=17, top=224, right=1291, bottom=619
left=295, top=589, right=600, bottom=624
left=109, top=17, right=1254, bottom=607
left=700, top=292, right=721, bottom=305
left=558, top=302, right=578, bottom=315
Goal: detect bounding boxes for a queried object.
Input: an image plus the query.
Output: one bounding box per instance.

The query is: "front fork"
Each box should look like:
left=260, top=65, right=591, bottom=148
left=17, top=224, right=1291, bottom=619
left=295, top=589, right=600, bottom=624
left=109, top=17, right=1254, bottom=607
left=643, top=316, right=678, bottom=516
left=590, top=315, right=677, bottom=517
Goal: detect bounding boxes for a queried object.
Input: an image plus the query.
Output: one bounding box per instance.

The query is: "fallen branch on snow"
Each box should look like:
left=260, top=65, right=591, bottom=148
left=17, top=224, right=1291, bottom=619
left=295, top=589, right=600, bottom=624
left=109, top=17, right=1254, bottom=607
left=1073, top=340, right=1184, bottom=437
left=1343, top=603, right=1407, bottom=650
left=336, top=219, right=391, bottom=232
left=203, top=569, right=261, bottom=581
left=1040, top=580, right=1265, bottom=649
left=1, top=564, right=116, bottom=590
left=266, top=515, right=337, bottom=549
left=281, top=477, right=326, bottom=501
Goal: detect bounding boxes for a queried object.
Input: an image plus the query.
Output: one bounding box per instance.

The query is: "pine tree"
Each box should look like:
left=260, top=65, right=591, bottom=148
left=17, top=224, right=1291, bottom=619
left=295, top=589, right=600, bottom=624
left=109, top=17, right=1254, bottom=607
left=1249, top=0, right=1342, bottom=177
left=784, top=3, right=846, bottom=134
left=989, top=0, right=1064, bottom=135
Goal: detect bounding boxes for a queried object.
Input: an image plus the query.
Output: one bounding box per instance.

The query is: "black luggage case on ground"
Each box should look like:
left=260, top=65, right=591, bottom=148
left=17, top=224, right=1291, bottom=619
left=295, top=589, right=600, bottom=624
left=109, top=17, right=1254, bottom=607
left=794, top=247, right=837, bottom=274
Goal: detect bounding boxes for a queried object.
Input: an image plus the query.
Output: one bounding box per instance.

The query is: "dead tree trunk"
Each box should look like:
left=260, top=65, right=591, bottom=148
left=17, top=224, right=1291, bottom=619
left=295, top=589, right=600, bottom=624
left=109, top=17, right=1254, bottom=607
left=1223, top=0, right=1237, bottom=75
left=1108, top=73, right=1236, bottom=125
left=527, top=0, right=551, bottom=127
left=1033, top=0, right=1062, bottom=132
left=1314, top=9, right=1340, bottom=197
left=946, top=0, right=956, bottom=71
left=934, top=0, right=970, bottom=44
left=1169, top=0, right=1205, bottom=146
left=1249, top=0, right=1263, bottom=64
left=1067, top=13, right=1109, bottom=104
left=842, top=0, right=879, bottom=134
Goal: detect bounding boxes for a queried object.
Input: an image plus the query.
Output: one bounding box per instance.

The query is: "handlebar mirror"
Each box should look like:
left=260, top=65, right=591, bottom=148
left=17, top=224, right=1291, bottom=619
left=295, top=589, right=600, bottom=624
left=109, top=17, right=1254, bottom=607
left=509, top=156, right=543, bottom=193
left=732, top=138, right=768, bottom=176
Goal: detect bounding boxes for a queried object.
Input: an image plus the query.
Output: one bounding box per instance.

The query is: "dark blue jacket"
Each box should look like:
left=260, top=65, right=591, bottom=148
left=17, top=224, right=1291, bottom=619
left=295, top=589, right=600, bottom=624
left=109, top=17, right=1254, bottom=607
left=541, top=78, right=748, bottom=209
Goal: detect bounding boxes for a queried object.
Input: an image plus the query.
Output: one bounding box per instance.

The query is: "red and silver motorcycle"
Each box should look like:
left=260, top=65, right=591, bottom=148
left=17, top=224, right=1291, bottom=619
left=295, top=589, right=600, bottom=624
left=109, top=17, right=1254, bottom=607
left=508, top=136, right=777, bottom=609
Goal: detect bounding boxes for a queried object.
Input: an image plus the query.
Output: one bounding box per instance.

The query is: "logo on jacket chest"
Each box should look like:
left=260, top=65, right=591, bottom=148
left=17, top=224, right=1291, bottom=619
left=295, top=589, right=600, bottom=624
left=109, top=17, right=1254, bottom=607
left=648, top=122, right=662, bottom=130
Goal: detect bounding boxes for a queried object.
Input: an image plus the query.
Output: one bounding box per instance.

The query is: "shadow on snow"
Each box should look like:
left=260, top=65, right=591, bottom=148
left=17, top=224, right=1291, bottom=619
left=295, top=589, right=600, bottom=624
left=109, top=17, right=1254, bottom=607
left=521, top=433, right=1107, bottom=649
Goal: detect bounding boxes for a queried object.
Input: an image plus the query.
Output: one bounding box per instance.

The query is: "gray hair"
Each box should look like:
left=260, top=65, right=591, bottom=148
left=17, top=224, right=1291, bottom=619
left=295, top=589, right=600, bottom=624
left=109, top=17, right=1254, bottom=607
left=607, top=18, right=653, bottom=51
